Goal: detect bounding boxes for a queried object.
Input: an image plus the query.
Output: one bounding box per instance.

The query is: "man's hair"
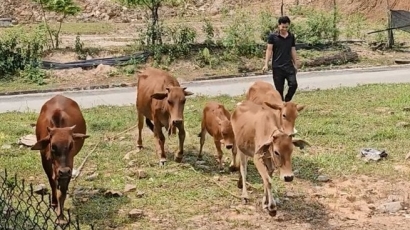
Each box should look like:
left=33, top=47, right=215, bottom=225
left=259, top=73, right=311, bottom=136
left=278, top=16, right=291, bottom=25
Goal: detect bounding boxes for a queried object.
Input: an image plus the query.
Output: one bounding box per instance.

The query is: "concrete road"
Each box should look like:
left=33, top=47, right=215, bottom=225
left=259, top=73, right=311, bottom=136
left=0, top=65, right=409, bottom=113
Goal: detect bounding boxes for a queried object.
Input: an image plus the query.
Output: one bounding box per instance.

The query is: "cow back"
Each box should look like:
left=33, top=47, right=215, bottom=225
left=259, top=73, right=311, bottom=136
left=35, top=95, right=87, bottom=157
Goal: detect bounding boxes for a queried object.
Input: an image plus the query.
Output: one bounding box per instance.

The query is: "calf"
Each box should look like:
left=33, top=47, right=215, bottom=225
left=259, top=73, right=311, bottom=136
left=31, top=95, right=90, bottom=224
left=197, top=101, right=235, bottom=171
left=231, top=100, right=309, bottom=216
left=246, top=80, right=305, bottom=136
left=136, top=67, right=194, bottom=166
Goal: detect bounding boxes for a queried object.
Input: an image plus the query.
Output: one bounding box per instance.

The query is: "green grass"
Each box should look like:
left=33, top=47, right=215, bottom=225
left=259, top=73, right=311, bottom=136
left=1, top=83, right=410, bottom=229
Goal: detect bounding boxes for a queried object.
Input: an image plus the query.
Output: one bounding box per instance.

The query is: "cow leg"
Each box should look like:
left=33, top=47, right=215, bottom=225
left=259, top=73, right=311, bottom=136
left=238, top=151, right=249, bottom=204
left=197, top=126, right=206, bottom=161
left=213, top=138, right=224, bottom=172
left=136, top=111, right=144, bottom=151
left=41, top=154, right=57, bottom=208
left=263, top=157, right=275, bottom=177
left=253, top=154, right=276, bottom=217
left=55, top=189, right=68, bottom=225
left=175, top=123, right=186, bottom=163
left=153, top=121, right=167, bottom=166
left=229, top=143, right=239, bottom=172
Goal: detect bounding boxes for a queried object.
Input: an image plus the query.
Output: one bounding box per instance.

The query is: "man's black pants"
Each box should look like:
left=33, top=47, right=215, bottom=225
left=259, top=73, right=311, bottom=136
left=272, top=66, right=298, bottom=102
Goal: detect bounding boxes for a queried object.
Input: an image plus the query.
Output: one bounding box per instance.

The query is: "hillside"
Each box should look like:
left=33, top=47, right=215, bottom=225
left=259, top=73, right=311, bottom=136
left=1, top=0, right=410, bottom=24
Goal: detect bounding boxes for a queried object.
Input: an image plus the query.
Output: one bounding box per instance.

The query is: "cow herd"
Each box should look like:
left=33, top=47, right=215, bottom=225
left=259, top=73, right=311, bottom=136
left=29, top=66, right=311, bottom=224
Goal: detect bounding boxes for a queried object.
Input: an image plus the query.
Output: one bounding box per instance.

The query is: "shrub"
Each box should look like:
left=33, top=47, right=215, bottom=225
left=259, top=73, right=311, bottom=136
left=0, top=25, right=47, bottom=82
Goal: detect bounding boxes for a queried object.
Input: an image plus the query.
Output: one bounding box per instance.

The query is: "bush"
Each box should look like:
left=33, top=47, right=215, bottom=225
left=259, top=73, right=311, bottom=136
left=290, top=7, right=340, bottom=45
left=0, top=25, right=47, bottom=83
left=222, top=11, right=261, bottom=58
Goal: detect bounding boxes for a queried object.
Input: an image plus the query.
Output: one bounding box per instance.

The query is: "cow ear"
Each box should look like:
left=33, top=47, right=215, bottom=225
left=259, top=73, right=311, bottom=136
left=256, top=137, right=273, bottom=154
left=151, top=91, right=168, bottom=100
left=296, top=104, right=305, bottom=112
left=184, top=91, right=194, bottom=96
left=31, top=136, right=50, bottom=151
left=292, top=138, right=310, bottom=150
left=184, top=89, right=194, bottom=96
left=73, top=133, right=90, bottom=140
left=264, top=101, right=284, bottom=110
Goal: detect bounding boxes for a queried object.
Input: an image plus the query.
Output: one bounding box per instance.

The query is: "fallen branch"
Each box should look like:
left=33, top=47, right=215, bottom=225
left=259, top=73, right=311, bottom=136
left=108, top=125, right=138, bottom=141
left=230, top=178, right=260, bottom=190
left=302, top=50, right=359, bottom=67
left=71, top=141, right=100, bottom=181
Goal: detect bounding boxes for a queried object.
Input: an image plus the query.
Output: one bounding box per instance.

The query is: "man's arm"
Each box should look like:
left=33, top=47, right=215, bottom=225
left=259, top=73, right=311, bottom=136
left=291, top=34, right=297, bottom=68
left=264, top=34, right=274, bottom=67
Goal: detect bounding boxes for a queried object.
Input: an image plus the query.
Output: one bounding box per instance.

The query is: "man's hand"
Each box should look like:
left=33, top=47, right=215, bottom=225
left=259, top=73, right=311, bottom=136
left=262, top=64, right=269, bottom=73
left=293, top=64, right=298, bottom=74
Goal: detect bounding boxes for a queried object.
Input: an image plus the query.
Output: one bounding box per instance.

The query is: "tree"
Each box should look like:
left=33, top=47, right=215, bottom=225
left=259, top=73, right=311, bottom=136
left=32, top=0, right=81, bottom=49
left=118, top=0, right=184, bottom=46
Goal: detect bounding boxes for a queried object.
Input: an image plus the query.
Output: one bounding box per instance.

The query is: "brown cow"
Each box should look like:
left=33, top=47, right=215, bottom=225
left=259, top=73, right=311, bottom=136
left=136, top=67, right=194, bottom=166
left=197, top=101, right=236, bottom=171
left=245, top=80, right=305, bottom=136
left=31, top=95, right=90, bottom=224
left=231, top=100, right=309, bottom=216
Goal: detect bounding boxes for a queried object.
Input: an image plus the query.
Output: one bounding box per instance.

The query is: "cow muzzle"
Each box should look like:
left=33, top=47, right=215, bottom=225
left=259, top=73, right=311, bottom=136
left=58, top=167, right=72, bottom=180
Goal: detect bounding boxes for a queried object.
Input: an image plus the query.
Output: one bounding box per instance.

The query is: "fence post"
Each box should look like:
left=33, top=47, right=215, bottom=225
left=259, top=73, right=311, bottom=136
left=386, top=0, right=394, bottom=48
left=281, top=0, right=284, bottom=16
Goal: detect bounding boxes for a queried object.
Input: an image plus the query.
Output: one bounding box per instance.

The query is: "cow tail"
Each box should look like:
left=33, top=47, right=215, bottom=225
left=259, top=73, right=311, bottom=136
left=145, top=118, right=154, bottom=132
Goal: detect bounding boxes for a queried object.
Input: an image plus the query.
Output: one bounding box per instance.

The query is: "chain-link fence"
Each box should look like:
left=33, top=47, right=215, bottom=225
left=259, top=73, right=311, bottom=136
left=0, top=169, right=94, bottom=230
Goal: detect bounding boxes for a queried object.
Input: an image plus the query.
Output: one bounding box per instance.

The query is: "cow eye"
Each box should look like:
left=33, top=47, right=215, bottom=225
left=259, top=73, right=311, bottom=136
left=181, top=99, right=186, bottom=104
left=51, top=144, right=60, bottom=156
left=168, top=100, right=173, bottom=105
left=274, top=151, right=280, bottom=156
left=282, top=114, right=287, bottom=118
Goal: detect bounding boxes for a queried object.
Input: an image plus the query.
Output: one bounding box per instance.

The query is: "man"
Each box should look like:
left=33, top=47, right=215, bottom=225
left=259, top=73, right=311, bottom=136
left=262, top=16, right=298, bottom=102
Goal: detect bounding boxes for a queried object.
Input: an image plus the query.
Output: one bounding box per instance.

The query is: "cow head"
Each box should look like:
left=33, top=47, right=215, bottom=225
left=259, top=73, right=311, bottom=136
left=264, top=101, right=305, bottom=136
left=216, top=117, right=235, bottom=150
left=151, top=86, right=194, bottom=127
left=31, top=125, right=90, bottom=191
left=257, top=131, right=310, bottom=183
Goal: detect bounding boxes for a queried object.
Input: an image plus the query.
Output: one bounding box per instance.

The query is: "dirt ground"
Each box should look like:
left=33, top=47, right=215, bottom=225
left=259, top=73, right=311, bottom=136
left=159, top=176, right=410, bottom=230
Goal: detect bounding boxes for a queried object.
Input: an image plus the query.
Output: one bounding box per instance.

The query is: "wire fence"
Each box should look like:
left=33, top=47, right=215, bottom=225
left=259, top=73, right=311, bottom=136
left=0, top=169, right=94, bottom=230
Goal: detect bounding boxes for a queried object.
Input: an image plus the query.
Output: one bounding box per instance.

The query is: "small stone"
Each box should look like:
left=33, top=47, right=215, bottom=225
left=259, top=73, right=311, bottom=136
left=137, top=169, right=147, bottom=179
left=124, top=184, right=137, bottom=193
left=72, top=169, right=79, bottom=177
left=286, top=192, right=297, bottom=198
left=317, top=175, right=330, bottom=182
left=104, top=190, right=123, bottom=198
left=34, top=184, right=48, bottom=195
left=85, top=172, right=99, bottom=181
left=128, top=209, right=143, bottom=219
left=136, top=191, right=145, bottom=198
left=396, top=122, right=409, bottom=128
left=196, top=160, right=206, bottom=165
left=377, top=201, right=402, bottom=213
left=1, top=144, right=11, bottom=149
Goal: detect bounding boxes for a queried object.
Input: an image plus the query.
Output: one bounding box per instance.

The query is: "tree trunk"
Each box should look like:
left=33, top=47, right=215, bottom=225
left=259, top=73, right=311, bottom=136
left=303, top=51, right=359, bottom=67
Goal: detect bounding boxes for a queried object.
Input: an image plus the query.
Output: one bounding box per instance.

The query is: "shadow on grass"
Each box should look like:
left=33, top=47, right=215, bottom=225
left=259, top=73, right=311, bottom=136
left=278, top=194, right=331, bottom=229
left=72, top=189, right=131, bottom=229
left=292, top=155, right=322, bottom=183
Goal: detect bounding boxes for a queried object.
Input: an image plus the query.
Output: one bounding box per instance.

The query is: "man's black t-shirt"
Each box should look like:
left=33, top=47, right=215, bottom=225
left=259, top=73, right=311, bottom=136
left=267, top=31, right=296, bottom=69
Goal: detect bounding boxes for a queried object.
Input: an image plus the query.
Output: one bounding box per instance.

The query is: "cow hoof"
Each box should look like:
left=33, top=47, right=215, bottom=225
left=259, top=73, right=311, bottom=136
left=159, top=159, right=167, bottom=167
left=242, top=197, right=249, bottom=205
left=136, top=146, right=143, bottom=153
left=55, top=218, right=68, bottom=225
left=268, top=210, right=277, bottom=217
left=174, top=156, right=183, bottom=163
left=229, top=165, right=239, bottom=172
left=237, top=180, right=243, bottom=189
